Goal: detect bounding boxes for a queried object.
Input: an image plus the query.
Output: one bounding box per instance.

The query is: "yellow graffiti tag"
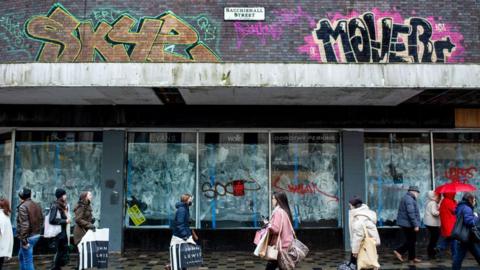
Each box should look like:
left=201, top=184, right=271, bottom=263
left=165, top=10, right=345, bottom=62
left=25, top=4, right=220, bottom=62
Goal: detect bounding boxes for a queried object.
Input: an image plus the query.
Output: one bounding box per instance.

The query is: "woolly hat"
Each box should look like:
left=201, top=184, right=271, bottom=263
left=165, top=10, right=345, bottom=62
left=55, top=188, right=66, bottom=199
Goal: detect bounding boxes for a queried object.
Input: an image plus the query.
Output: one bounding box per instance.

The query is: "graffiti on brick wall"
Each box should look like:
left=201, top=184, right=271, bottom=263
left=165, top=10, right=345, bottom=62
left=0, top=15, right=32, bottom=58
left=299, top=9, right=464, bottom=63
left=234, top=6, right=316, bottom=49
left=24, top=4, right=220, bottom=62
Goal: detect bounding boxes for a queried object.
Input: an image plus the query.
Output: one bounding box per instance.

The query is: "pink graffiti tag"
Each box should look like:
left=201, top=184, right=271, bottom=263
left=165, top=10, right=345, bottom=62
left=234, top=6, right=316, bottom=49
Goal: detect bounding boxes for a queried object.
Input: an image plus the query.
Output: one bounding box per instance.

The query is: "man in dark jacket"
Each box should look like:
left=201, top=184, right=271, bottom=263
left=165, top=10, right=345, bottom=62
left=393, top=186, right=422, bottom=265
left=16, top=187, right=44, bottom=270
left=452, top=192, right=480, bottom=270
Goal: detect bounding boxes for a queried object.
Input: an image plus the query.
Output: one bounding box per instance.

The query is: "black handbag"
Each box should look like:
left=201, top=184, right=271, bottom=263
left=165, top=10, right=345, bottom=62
left=451, top=214, right=470, bottom=243
left=471, top=225, right=480, bottom=242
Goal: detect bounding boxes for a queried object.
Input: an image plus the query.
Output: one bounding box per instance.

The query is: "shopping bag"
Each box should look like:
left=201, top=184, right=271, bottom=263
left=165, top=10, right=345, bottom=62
left=356, top=225, right=380, bottom=270
left=43, top=209, right=61, bottom=238
left=254, top=228, right=268, bottom=245
left=170, top=243, right=203, bottom=270
left=78, top=228, right=109, bottom=269
left=254, top=230, right=269, bottom=257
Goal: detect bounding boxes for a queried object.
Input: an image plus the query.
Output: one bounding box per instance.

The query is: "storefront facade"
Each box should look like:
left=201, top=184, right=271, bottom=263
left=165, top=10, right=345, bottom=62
left=1, top=0, right=480, bottom=252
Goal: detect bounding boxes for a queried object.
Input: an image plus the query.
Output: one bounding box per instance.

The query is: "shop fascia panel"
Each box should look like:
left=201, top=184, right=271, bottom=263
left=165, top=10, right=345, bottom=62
left=1, top=63, right=480, bottom=88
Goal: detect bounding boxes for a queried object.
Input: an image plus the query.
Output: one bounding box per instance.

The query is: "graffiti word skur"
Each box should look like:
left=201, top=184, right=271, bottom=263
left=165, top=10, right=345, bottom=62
left=25, top=5, right=219, bottom=62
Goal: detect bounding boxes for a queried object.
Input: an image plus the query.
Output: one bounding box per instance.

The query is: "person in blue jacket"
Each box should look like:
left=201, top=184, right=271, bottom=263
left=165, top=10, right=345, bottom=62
left=393, top=186, right=422, bottom=265
left=452, top=192, right=480, bottom=270
left=172, top=194, right=194, bottom=241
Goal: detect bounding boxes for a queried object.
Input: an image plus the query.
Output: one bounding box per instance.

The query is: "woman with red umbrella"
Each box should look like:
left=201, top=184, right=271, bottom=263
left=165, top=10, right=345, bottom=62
left=438, top=192, right=458, bottom=258
left=435, top=180, right=476, bottom=258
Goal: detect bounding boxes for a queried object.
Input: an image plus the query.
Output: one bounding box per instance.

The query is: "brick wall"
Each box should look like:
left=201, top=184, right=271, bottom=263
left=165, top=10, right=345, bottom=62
left=0, top=0, right=478, bottom=63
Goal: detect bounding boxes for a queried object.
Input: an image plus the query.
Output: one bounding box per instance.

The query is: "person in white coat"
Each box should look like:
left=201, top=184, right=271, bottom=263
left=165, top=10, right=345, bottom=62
left=0, top=197, right=13, bottom=270
left=349, top=196, right=381, bottom=266
left=424, top=190, right=440, bottom=259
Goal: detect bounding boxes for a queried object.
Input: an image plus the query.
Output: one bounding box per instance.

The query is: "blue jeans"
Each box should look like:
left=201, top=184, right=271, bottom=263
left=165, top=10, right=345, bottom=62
left=437, top=236, right=458, bottom=258
left=18, top=234, right=40, bottom=270
left=452, top=241, right=480, bottom=270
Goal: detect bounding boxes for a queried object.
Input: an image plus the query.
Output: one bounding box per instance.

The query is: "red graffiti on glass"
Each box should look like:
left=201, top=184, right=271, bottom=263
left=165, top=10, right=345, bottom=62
left=444, top=166, right=478, bottom=183
left=272, top=176, right=339, bottom=202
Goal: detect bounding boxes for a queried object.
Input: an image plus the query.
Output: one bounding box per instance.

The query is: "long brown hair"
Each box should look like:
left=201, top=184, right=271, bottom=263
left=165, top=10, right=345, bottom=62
left=0, top=198, right=11, bottom=216
left=273, top=191, right=293, bottom=224
left=79, top=191, right=90, bottom=203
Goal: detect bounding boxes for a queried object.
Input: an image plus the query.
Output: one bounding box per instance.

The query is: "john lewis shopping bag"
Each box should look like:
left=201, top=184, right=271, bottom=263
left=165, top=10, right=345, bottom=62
left=78, top=228, right=109, bottom=269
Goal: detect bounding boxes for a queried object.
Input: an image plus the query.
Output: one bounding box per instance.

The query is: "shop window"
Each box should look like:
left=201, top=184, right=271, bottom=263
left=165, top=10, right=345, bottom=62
left=126, top=132, right=196, bottom=227
left=271, top=133, right=341, bottom=228
left=0, top=132, right=12, bottom=200
left=13, top=131, right=103, bottom=222
left=433, top=133, right=480, bottom=198
left=199, top=133, right=269, bottom=228
left=365, top=133, right=432, bottom=226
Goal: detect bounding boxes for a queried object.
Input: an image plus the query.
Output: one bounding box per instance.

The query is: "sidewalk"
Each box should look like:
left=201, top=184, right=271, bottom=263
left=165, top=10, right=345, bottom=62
left=2, top=249, right=478, bottom=270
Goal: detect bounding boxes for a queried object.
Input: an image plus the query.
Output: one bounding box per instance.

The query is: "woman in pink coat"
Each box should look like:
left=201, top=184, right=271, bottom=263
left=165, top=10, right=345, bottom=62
left=266, top=192, right=295, bottom=270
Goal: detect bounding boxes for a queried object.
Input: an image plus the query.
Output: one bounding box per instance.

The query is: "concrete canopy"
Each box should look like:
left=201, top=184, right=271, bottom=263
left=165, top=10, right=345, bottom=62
left=1, top=63, right=479, bottom=105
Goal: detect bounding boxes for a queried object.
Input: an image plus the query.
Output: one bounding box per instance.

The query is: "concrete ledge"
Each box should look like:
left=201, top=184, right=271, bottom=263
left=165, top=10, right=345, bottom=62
left=1, top=63, right=480, bottom=88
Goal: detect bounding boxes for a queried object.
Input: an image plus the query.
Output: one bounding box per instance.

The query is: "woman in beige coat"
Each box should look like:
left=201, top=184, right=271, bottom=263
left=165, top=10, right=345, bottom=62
left=349, top=196, right=381, bottom=267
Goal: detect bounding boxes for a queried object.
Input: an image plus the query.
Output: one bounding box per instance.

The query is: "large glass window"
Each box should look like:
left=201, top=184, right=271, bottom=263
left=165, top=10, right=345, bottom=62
left=0, top=131, right=12, bottom=200
left=271, top=133, right=341, bottom=228
left=365, top=133, right=432, bottom=226
left=199, top=133, right=269, bottom=228
left=433, top=133, right=480, bottom=197
left=13, top=131, right=102, bottom=222
left=125, top=132, right=196, bottom=227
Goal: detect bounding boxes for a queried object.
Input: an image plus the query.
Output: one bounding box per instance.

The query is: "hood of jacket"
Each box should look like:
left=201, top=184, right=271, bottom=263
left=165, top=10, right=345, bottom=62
left=427, top=191, right=438, bottom=201
left=456, top=200, right=473, bottom=214
left=176, top=202, right=188, bottom=209
left=349, top=204, right=377, bottom=223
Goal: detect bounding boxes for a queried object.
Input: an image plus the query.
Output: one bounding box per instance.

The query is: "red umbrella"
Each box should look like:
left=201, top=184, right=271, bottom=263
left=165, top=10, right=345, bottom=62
left=435, top=182, right=477, bottom=194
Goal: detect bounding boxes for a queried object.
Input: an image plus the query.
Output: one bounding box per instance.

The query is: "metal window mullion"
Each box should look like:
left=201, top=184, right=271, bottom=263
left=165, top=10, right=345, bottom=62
left=8, top=129, right=16, bottom=203
left=195, top=131, right=200, bottom=229
left=430, top=132, right=436, bottom=189
left=268, top=131, right=272, bottom=217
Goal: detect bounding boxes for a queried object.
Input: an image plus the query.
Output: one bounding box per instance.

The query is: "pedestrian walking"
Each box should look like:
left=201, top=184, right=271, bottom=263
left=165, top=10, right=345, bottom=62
left=16, top=187, right=44, bottom=270
left=265, top=192, right=295, bottom=270
left=169, top=194, right=198, bottom=270
left=452, top=192, right=480, bottom=270
left=424, top=190, right=440, bottom=259
left=393, top=186, right=422, bottom=265
left=0, top=197, right=13, bottom=270
left=348, top=196, right=381, bottom=267
left=73, top=191, right=95, bottom=245
left=438, top=192, right=458, bottom=257
left=171, top=194, right=196, bottom=244
left=49, top=188, right=71, bottom=270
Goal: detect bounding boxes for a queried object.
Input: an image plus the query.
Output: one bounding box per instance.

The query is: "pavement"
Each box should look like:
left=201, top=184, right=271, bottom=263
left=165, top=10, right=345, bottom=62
left=1, top=249, right=478, bottom=270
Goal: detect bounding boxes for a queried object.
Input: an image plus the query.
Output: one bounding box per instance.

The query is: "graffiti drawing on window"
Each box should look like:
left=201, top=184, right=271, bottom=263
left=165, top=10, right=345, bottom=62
left=126, top=132, right=196, bottom=227
left=199, top=133, right=268, bottom=229
left=365, top=133, right=432, bottom=226
left=13, top=131, right=103, bottom=223
left=271, top=133, right=340, bottom=228
left=433, top=133, right=480, bottom=198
